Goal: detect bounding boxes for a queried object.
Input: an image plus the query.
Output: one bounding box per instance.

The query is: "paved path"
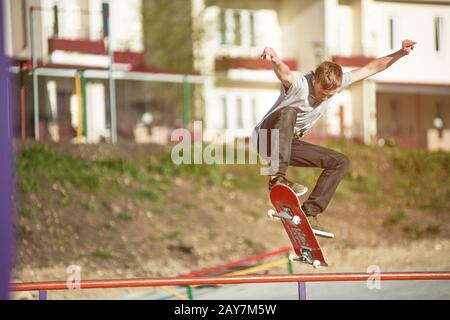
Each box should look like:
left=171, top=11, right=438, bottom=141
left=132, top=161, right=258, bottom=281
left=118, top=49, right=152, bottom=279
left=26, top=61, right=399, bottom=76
left=124, top=280, right=450, bottom=300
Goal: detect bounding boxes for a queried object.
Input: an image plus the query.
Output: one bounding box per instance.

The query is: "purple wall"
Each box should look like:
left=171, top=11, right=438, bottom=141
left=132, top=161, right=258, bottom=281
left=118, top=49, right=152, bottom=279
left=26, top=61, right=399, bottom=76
left=0, top=0, right=14, bottom=300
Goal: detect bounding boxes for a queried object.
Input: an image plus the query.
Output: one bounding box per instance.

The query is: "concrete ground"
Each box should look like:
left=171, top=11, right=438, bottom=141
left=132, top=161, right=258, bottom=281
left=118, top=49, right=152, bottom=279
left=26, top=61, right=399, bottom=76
left=123, top=280, right=450, bottom=300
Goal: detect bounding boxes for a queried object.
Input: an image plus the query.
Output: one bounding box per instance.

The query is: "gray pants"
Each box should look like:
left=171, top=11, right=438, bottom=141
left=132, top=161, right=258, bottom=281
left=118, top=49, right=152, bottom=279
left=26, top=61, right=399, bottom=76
left=258, top=107, right=350, bottom=215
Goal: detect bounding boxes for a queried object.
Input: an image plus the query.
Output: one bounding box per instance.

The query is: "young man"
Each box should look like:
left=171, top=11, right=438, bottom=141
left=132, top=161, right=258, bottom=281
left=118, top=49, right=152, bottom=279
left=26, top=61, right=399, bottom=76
left=254, top=39, right=417, bottom=233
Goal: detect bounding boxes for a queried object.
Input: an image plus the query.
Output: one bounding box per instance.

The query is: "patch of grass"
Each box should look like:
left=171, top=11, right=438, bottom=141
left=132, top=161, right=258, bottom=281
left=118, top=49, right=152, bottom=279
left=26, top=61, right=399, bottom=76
left=392, top=150, right=450, bottom=213
left=419, top=190, right=450, bottom=213
left=98, top=159, right=137, bottom=178
left=346, top=170, right=379, bottom=193
left=83, top=201, right=98, bottom=213
left=166, top=231, right=183, bottom=240
left=134, top=187, right=167, bottom=214
left=402, top=224, right=441, bottom=240
left=148, top=230, right=183, bottom=242
left=243, top=238, right=264, bottom=255
left=146, top=150, right=221, bottom=182
left=17, top=145, right=150, bottom=196
left=383, top=211, right=406, bottom=227
left=18, top=144, right=101, bottom=192
left=205, top=196, right=217, bottom=204
left=134, top=189, right=162, bottom=202
left=152, top=200, right=166, bottom=215
left=227, top=167, right=264, bottom=190
left=104, top=221, right=118, bottom=231
left=292, top=167, right=322, bottom=188
left=243, top=238, right=255, bottom=247
left=403, top=224, right=423, bottom=239
left=108, top=180, right=126, bottom=197
left=145, top=146, right=265, bottom=189
left=92, top=249, right=112, bottom=260
left=19, top=207, right=33, bottom=219
left=425, top=224, right=441, bottom=235
left=183, top=202, right=196, bottom=210
left=56, top=196, right=70, bottom=207
left=118, top=212, right=133, bottom=222
left=346, top=170, right=383, bottom=208
left=392, top=149, right=450, bottom=176
left=174, top=207, right=187, bottom=216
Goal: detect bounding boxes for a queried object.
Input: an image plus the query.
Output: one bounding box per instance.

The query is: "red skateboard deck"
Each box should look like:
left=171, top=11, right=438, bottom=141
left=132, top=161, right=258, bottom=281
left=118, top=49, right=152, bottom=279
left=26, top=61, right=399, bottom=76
left=269, top=184, right=328, bottom=268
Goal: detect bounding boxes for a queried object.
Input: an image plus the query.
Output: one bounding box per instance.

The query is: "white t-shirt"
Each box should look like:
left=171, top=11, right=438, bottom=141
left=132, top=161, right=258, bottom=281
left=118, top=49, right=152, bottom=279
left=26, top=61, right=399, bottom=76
left=253, top=70, right=353, bottom=138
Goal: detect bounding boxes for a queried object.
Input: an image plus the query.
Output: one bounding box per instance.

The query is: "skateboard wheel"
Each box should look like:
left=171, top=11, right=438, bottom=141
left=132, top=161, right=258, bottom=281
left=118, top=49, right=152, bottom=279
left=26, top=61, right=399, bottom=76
left=267, top=209, right=276, bottom=219
left=313, top=260, right=321, bottom=269
left=292, top=216, right=301, bottom=225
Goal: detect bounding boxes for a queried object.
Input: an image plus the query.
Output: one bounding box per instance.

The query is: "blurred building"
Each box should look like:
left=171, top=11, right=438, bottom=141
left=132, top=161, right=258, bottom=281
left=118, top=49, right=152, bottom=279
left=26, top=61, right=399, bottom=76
left=4, top=0, right=450, bottom=150
left=196, top=0, right=450, bottom=150
left=4, top=0, right=186, bottom=144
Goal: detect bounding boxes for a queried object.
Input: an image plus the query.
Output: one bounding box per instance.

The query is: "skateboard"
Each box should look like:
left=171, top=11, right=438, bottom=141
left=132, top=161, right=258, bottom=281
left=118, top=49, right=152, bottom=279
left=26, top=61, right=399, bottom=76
left=268, top=184, right=333, bottom=268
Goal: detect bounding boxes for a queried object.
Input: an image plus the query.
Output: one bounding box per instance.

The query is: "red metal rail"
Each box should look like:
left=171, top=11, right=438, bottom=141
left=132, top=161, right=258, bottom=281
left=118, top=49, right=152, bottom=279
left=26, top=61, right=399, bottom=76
left=11, top=272, right=450, bottom=292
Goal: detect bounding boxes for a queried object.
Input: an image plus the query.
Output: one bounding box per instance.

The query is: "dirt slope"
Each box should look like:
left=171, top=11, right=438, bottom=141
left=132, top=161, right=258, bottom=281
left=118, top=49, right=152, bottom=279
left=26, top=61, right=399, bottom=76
left=12, top=141, right=450, bottom=299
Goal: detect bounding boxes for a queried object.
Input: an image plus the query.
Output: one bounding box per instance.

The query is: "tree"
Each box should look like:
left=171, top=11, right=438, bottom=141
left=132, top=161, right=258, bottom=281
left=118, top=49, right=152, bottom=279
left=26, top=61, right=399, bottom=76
left=142, top=0, right=201, bottom=74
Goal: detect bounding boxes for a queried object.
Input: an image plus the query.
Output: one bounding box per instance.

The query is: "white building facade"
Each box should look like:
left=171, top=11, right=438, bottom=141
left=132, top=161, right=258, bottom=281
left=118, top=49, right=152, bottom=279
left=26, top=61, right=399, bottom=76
left=4, top=0, right=146, bottom=143
left=196, top=0, right=450, bottom=150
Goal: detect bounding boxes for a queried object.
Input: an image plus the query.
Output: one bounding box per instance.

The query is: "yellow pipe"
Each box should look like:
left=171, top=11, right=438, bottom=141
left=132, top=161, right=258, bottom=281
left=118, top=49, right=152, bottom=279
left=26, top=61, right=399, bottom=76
left=224, top=258, right=289, bottom=276
left=160, top=286, right=189, bottom=300
left=188, top=257, right=290, bottom=290
left=157, top=257, right=289, bottom=299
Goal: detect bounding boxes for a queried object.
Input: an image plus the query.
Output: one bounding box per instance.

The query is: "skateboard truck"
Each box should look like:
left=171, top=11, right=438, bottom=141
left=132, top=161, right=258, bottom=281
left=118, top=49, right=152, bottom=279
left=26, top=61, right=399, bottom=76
left=267, top=208, right=301, bottom=225
left=288, top=249, right=321, bottom=269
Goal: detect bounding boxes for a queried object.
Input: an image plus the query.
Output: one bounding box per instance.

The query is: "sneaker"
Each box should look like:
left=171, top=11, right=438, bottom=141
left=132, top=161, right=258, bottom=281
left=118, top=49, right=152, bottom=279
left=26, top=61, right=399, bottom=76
left=307, top=216, right=334, bottom=239
left=269, top=176, right=308, bottom=196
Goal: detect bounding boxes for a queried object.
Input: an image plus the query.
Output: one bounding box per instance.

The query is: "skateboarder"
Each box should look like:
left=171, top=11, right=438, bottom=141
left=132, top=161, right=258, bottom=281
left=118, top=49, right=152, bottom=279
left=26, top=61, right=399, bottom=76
left=254, top=39, right=417, bottom=233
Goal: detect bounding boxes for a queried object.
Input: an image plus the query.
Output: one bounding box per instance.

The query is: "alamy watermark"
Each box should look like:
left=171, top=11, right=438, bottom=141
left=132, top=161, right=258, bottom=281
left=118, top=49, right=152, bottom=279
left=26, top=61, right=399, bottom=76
left=66, top=265, right=82, bottom=290
left=366, top=265, right=381, bottom=290
left=170, top=121, right=280, bottom=175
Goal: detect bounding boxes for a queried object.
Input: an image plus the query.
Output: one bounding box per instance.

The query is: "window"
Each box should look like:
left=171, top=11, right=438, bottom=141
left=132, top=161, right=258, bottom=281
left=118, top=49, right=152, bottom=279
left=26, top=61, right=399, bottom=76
left=236, top=97, right=243, bottom=129
left=435, top=102, right=444, bottom=138
left=220, top=9, right=227, bottom=45
left=390, top=100, right=399, bottom=135
left=389, top=17, right=395, bottom=50
left=233, top=11, right=242, bottom=46
left=219, top=9, right=258, bottom=48
left=434, top=17, right=443, bottom=52
left=221, top=97, right=228, bottom=129
left=21, top=0, right=28, bottom=49
left=251, top=98, right=258, bottom=126
left=249, top=12, right=256, bottom=47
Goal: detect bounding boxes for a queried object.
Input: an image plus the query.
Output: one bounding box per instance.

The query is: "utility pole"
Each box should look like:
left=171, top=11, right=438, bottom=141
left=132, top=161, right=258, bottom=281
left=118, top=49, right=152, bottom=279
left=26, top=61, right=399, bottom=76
left=103, top=3, right=117, bottom=144
left=0, top=0, right=14, bottom=299
left=30, top=7, right=40, bottom=140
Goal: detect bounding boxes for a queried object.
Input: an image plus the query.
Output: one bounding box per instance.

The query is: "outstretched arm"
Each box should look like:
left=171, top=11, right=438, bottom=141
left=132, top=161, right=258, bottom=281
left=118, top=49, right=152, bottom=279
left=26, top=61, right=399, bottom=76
left=351, top=39, right=417, bottom=83
left=260, top=47, right=293, bottom=90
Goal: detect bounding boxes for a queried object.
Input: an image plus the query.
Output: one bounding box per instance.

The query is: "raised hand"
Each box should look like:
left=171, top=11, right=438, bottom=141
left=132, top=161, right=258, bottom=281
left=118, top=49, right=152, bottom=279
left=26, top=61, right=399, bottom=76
left=401, top=39, right=417, bottom=55
left=260, top=47, right=281, bottom=63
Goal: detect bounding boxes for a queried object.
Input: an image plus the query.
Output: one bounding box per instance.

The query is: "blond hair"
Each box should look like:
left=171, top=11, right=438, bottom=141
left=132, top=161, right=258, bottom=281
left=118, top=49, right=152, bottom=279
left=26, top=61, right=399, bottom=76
left=313, top=61, right=343, bottom=91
